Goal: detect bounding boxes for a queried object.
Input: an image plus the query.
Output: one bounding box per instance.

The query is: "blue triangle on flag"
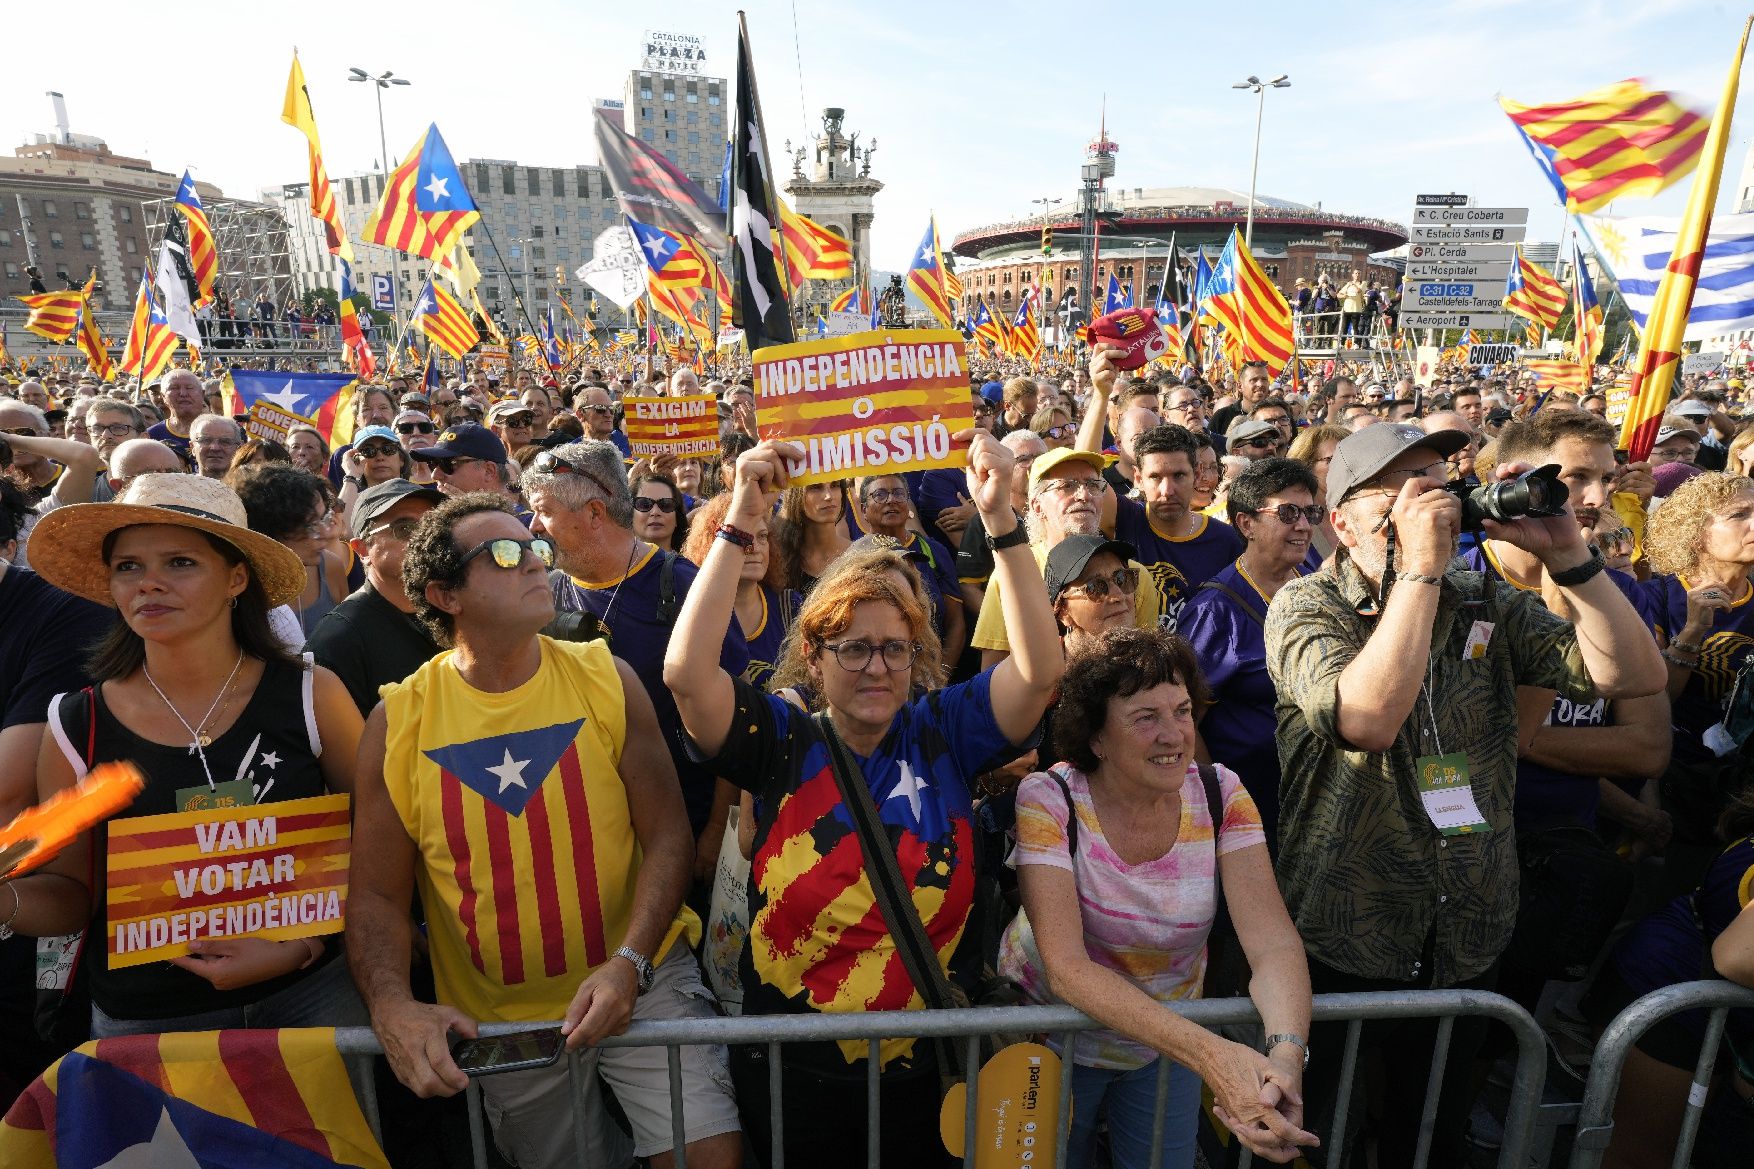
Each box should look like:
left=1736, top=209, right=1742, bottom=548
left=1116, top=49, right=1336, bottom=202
left=423, top=721, right=585, bottom=817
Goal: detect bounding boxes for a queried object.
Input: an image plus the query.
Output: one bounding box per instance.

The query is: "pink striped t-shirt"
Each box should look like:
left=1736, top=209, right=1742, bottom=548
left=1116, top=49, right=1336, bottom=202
left=997, top=761, right=1266, bottom=1070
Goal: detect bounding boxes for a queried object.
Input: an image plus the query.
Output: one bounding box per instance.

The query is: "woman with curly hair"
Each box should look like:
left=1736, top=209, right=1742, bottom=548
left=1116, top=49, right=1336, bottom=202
left=770, top=479, right=853, bottom=594
left=1637, top=470, right=1754, bottom=897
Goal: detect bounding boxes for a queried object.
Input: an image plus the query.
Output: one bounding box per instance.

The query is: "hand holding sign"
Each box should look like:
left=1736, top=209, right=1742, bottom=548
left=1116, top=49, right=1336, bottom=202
left=728, top=440, right=801, bottom=530
left=963, top=431, right=1017, bottom=529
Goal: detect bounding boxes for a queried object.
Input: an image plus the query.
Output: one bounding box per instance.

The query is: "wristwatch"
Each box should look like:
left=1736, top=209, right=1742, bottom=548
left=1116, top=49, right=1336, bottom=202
left=985, top=523, right=1030, bottom=552
left=613, top=945, right=655, bottom=992
left=1548, top=550, right=1607, bottom=588
left=1264, top=1032, right=1310, bottom=1069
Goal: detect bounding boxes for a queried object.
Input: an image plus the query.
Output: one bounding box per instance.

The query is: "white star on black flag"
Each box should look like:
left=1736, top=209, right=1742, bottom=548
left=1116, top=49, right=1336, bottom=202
left=729, top=14, right=794, bottom=354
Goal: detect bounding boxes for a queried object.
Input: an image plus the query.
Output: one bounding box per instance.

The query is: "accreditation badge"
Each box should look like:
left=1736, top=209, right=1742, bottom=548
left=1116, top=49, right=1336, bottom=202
left=1415, top=752, right=1491, bottom=836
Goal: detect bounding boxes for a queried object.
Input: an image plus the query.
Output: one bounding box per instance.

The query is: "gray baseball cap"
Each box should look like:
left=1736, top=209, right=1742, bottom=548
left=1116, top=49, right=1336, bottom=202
left=351, top=478, right=444, bottom=538
left=1325, top=422, right=1471, bottom=509
left=1226, top=418, right=1279, bottom=446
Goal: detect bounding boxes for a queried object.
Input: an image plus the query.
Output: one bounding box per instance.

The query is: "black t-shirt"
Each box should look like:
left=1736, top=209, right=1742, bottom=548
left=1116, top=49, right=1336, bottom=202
left=52, top=660, right=335, bottom=1021
left=1210, top=403, right=1243, bottom=442
left=0, top=567, right=110, bottom=731
left=305, top=584, right=442, bottom=716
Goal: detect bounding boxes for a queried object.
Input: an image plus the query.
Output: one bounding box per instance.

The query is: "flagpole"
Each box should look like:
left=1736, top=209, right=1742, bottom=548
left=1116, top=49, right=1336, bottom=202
left=474, top=220, right=543, bottom=351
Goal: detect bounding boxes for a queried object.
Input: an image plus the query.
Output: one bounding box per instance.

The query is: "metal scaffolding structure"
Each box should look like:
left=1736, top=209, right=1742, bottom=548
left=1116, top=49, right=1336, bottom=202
left=140, top=197, right=302, bottom=311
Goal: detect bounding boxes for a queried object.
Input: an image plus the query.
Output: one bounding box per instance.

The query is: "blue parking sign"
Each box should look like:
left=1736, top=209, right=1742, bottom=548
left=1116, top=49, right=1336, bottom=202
left=371, top=274, right=395, bottom=311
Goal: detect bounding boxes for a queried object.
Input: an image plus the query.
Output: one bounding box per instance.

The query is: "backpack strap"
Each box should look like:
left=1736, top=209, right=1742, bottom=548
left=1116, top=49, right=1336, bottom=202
left=1197, top=578, right=1267, bottom=627
left=655, top=550, right=681, bottom=625
left=1197, top=761, right=1225, bottom=908
left=44, top=688, right=95, bottom=779
left=1047, top=765, right=1079, bottom=860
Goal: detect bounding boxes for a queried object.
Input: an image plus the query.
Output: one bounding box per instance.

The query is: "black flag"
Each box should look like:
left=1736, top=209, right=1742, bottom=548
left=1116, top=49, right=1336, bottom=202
left=729, top=13, right=793, bottom=353
left=592, top=109, right=727, bottom=251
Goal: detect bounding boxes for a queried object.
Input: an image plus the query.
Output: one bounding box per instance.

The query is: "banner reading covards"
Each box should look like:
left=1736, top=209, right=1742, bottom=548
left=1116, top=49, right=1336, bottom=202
left=104, top=794, right=351, bottom=969
left=754, top=328, right=974, bottom=486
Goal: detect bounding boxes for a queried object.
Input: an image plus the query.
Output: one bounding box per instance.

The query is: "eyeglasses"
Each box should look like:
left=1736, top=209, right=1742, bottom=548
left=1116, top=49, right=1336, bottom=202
left=1595, top=526, right=1634, bottom=548
left=356, top=442, right=400, bottom=458
left=1251, top=503, right=1325, bottom=526
left=428, top=455, right=485, bottom=476
left=193, top=435, right=239, bottom=448
left=1063, top=567, right=1139, bottom=601
left=820, top=639, right=922, bottom=672
left=1039, top=424, right=1075, bottom=441
left=457, top=536, right=556, bottom=571
left=1256, top=415, right=1292, bottom=429
left=1165, top=399, right=1203, bottom=414
left=299, top=509, right=337, bottom=540
left=397, top=421, right=436, bottom=435
left=92, top=422, right=140, bottom=438
left=1036, top=477, right=1109, bottom=497
left=367, top=517, right=422, bottom=541
left=632, top=495, right=679, bottom=514
left=496, top=412, right=535, bottom=428
left=865, top=487, right=909, bottom=504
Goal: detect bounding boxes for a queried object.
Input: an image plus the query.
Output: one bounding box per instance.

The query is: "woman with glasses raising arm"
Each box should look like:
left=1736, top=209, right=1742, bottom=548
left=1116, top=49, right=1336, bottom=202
left=663, top=435, right=1063, bottom=1169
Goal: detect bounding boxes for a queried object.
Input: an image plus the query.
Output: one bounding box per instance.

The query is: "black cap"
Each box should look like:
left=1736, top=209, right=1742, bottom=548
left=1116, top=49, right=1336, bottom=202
left=1485, top=407, right=1514, bottom=426
left=1325, top=423, right=1470, bottom=509
left=1044, top=534, right=1137, bottom=603
left=351, top=478, right=444, bottom=538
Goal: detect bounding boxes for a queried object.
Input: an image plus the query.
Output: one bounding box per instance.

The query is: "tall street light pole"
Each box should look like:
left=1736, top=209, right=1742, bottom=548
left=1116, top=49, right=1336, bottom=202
left=1231, top=74, right=1290, bottom=250
left=348, top=67, right=412, bottom=177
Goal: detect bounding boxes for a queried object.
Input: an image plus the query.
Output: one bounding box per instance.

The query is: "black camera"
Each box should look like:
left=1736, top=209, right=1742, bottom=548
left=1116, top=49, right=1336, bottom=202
left=1445, top=463, right=1569, bottom=531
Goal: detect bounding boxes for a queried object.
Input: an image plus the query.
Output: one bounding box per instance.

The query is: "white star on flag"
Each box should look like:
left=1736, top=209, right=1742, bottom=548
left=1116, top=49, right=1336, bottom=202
left=918, top=244, right=935, bottom=264
left=97, top=1107, right=201, bottom=1169
left=260, top=381, right=308, bottom=413
left=423, top=173, right=451, bottom=202
left=487, top=749, right=531, bottom=794
left=886, top=760, right=929, bottom=822
left=641, top=234, right=671, bottom=262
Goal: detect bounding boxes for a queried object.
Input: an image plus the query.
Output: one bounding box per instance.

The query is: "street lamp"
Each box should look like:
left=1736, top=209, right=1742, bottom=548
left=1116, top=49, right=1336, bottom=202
left=1231, top=74, right=1290, bottom=249
left=348, top=67, right=412, bottom=176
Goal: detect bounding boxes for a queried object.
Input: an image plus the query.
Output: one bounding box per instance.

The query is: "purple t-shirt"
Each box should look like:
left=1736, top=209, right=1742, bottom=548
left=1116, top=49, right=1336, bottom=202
left=913, top=468, right=968, bottom=550
left=1113, top=495, right=1244, bottom=630
left=1633, top=574, right=1754, bottom=761
left=1178, top=560, right=1291, bottom=844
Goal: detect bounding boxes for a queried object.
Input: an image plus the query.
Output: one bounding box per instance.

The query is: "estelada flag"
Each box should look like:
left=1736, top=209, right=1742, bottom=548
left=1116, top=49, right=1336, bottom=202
left=360, top=124, right=480, bottom=262
left=0, top=1029, right=389, bottom=1168
left=225, top=370, right=359, bottom=446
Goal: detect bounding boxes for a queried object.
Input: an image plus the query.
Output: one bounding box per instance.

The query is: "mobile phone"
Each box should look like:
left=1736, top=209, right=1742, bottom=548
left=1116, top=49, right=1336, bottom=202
left=451, top=1028, right=564, bottom=1077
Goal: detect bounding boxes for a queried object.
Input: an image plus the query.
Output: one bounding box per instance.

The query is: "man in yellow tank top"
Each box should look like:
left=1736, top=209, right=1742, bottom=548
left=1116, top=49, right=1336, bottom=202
left=346, top=493, right=741, bottom=1169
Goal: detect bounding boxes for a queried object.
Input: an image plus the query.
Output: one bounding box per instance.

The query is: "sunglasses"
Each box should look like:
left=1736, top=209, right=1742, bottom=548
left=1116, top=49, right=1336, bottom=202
left=632, top=496, right=679, bottom=514
left=1234, top=436, right=1277, bottom=450
left=581, top=404, right=613, bottom=415
left=356, top=442, right=400, bottom=458
left=0, top=426, right=42, bottom=437
left=531, top=450, right=619, bottom=496
left=397, top=421, right=436, bottom=435
left=428, top=455, right=484, bottom=476
left=1251, top=503, right=1325, bottom=525
left=496, top=413, right=535, bottom=427
left=457, top=536, right=556, bottom=571
left=1039, top=424, right=1075, bottom=441
left=1063, top=567, right=1139, bottom=601
left=367, top=517, right=422, bottom=541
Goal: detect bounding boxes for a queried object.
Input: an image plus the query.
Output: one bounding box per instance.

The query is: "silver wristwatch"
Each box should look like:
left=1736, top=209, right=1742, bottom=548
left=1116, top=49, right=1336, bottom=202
left=613, top=945, right=655, bottom=992
left=1264, top=1032, right=1310, bottom=1069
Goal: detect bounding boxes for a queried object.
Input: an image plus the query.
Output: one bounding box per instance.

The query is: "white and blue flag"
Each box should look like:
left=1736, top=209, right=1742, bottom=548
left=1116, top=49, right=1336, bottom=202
left=1584, top=213, right=1754, bottom=342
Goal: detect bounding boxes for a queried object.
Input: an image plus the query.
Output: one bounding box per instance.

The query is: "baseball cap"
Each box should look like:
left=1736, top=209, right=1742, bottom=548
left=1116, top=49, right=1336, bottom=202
left=1227, top=419, right=1278, bottom=446
left=980, top=381, right=1005, bottom=405
left=1043, top=535, right=1137, bottom=604
left=351, top=425, right=398, bottom=448
left=411, top=421, right=509, bottom=465
left=1028, top=447, right=1107, bottom=486
left=1485, top=407, right=1514, bottom=426
left=398, top=392, right=430, bottom=409
left=1672, top=399, right=1712, bottom=419
left=489, top=399, right=534, bottom=422
left=350, top=479, right=443, bottom=538
left=1653, top=425, right=1699, bottom=446
left=1325, top=422, right=1471, bottom=509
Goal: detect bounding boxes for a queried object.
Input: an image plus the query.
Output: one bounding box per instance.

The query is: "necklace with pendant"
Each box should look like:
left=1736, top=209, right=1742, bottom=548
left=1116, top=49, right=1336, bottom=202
left=143, top=649, right=245, bottom=789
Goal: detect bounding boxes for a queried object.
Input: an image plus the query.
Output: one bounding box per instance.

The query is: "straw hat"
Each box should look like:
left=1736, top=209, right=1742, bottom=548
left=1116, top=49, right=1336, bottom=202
left=30, top=474, right=308, bottom=608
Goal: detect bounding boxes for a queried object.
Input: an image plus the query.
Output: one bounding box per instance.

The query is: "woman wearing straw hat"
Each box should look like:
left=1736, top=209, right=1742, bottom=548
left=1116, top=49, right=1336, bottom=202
left=4, top=474, right=368, bottom=1035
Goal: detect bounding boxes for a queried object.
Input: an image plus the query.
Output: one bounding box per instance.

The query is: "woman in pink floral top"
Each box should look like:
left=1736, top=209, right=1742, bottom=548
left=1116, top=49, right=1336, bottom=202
left=999, top=628, right=1316, bottom=1168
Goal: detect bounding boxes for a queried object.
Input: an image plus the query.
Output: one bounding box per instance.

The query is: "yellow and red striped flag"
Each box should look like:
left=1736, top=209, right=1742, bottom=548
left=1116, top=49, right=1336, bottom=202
left=777, top=201, right=853, bottom=292
left=118, top=272, right=179, bottom=386
left=1499, top=80, right=1709, bottom=214
left=74, top=302, right=113, bottom=381
left=361, top=124, right=479, bottom=262
left=1572, top=246, right=1606, bottom=368
left=1204, top=229, right=1296, bottom=373
left=409, top=279, right=479, bottom=359
left=1502, top=246, right=1568, bottom=330
left=281, top=53, right=352, bottom=263
left=1525, top=358, right=1591, bottom=394
left=16, top=290, right=83, bottom=343
left=1618, top=24, right=1750, bottom=459
left=1524, top=321, right=1543, bottom=350
left=173, top=171, right=218, bottom=306
left=1009, top=289, right=1043, bottom=364
left=904, top=217, right=955, bottom=327
left=969, top=299, right=1005, bottom=353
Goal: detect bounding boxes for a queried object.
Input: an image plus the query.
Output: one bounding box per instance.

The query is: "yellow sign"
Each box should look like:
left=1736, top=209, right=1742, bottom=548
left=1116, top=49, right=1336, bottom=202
left=939, top=1042, right=1064, bottom=1167
left=244, top=400, right=309, bottom=444
left=754, top=328, right=975, bottom=485
left=624, top=394, right=719, bottom=458
left=104, top=793, right=351, bottom=969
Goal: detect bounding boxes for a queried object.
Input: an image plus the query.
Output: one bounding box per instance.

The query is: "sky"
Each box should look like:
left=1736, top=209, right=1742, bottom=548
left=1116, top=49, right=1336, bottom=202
left=6, top=0, right=1751, bottom=268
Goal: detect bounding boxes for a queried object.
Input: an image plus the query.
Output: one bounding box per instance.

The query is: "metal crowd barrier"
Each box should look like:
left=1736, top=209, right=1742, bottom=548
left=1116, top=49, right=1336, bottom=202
left=1567, top=979, right=1754, bottom=1169
left=334, top=988, right=1548, bottom=1169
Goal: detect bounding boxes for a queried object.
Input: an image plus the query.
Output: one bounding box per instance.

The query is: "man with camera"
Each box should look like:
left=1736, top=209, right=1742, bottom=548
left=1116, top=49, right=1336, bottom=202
left=1264, top=422, right=1664, bottom=1167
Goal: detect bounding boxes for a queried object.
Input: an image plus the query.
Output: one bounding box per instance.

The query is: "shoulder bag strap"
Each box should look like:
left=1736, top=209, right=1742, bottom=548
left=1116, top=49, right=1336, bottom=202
left=811, top=712, right=961, bottom=1012
left=1197, top=762, right=1224, bottom=908
left=1048, top=766, right=1079, bottom=860
left=655, top=551, right=680, bottom=625
left=1197, top=579, right=1267, bottom=627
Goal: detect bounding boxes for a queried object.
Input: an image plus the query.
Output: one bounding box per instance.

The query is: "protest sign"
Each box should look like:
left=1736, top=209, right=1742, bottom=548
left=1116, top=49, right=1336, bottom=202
left=623, top=394, right=720, bottom=458
left=754, top=328, right=973, bottom=485
left=477, top=344, right=510, bottom=376
left=105, top=793, right=351, bottom=969
left=244, top=401, right=306, bottom=444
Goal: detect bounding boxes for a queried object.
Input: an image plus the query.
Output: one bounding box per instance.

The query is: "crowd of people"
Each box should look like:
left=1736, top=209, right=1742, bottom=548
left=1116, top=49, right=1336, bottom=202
left=1, top=343, right=1752, bottom=1169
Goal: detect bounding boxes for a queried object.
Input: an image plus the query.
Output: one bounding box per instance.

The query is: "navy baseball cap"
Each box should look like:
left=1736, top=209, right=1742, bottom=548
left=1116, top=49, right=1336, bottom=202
left=410, top=421, right=508, bottom=465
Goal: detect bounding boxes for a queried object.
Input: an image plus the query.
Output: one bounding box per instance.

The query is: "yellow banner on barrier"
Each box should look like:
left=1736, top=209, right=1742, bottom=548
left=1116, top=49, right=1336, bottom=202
left=104, top=793, right=351, bottom=969
left=624, top=394, right=719, bottom=458
left=754, top=328, right=974, bottom=485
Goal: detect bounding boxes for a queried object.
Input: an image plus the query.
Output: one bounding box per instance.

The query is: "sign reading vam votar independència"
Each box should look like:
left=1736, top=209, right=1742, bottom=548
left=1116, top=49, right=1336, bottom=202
left=754, top=329, right=975, bottom=486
